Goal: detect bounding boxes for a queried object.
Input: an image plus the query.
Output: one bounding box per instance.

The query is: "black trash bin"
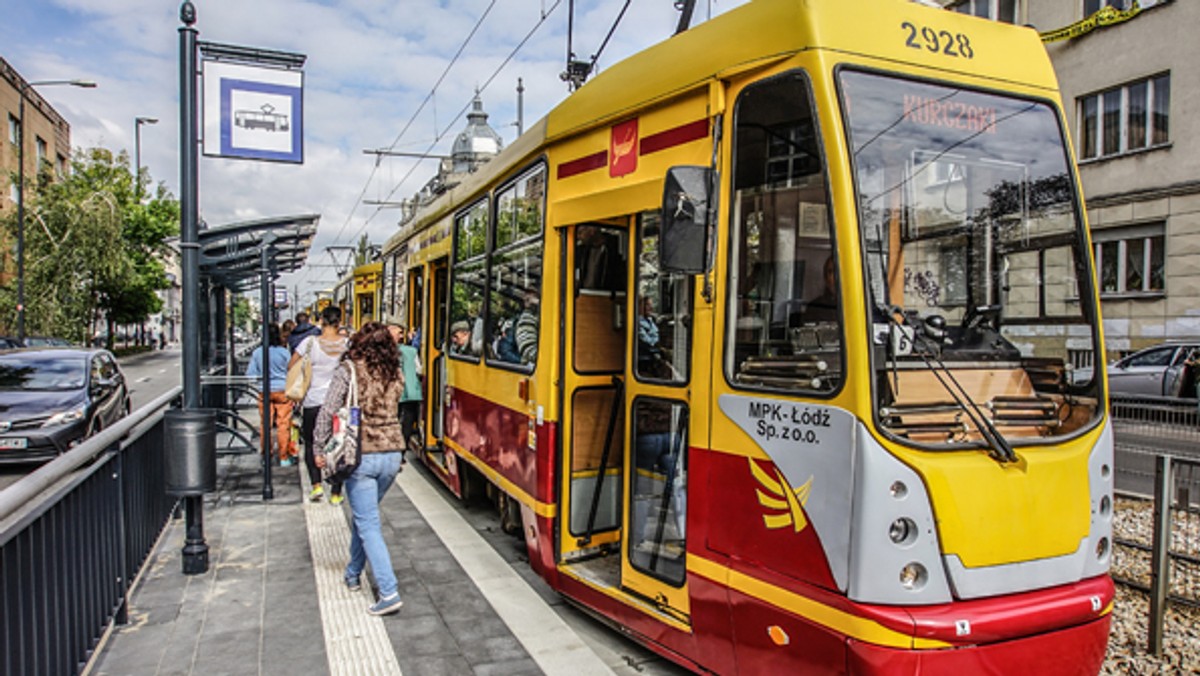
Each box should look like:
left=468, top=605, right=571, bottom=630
left=164, top=409, right=217, bottom=496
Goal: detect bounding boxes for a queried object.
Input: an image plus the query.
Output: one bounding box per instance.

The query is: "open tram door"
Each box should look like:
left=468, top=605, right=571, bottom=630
left=421, top=257, right=450, bottom=468
left=619, top=210, right=693, bottom=621
left=558, top=221, right=627, bottom=570
left=557, top=216, right=692, bottom=622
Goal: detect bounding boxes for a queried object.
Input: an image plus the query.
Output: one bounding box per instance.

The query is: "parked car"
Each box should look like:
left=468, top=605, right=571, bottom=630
left=0, top=336, right=21, bottom=350
left=23, top=336, right=73, bottom=347
left=0, top=348, right=131, bottom=463
left=1090, top=342, right=1200, bottom=398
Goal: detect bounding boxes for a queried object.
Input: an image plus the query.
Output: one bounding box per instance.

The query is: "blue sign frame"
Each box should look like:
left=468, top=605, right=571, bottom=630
left=219, top=79, right=303, bottom=163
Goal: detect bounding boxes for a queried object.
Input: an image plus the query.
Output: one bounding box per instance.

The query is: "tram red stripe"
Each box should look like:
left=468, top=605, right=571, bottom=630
left=639, top=119, right=710, bottom=155
left=557, top=151, right=608, bottom=179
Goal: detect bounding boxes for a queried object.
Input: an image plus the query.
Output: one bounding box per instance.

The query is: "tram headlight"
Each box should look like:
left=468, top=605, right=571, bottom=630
left=1095, top=537, right=1110, bottom=561
left=899, top=563, right=928, bottom=590
left=1099, top=495, right=1111, bottom=517
left=888, top=517, right=918, bottom=546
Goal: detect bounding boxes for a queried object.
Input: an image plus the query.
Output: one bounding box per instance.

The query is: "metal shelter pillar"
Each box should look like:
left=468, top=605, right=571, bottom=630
left=259, top=234, right=277, bottom=501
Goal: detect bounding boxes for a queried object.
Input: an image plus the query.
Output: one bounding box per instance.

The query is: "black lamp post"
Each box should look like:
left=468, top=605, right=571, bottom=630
left=135, top=116, right=158, bottom=200
left=15, top=78, right=96, bottom=343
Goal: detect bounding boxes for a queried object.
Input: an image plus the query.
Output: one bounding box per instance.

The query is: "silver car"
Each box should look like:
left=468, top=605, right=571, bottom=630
left=1106, top=343, right=1200, bottom=398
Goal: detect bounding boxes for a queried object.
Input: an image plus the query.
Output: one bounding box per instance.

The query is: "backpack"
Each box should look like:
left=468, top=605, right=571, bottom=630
left=322, top=362, right=362, bottom=483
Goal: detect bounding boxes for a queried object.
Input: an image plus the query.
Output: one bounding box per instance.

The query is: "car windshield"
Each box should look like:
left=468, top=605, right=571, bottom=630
left=839, top=70, right=1102, bottom=451
left=0, top=356, right=87, bottom=391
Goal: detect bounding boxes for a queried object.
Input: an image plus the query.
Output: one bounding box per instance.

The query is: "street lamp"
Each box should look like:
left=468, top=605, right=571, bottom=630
left=135, top=116, right=158, bottom=200
left=16, top=78, right=97, bottom=343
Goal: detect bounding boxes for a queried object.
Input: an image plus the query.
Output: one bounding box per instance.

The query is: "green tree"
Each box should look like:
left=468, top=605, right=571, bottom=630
left=354, top=233, right=375, bottom=266
left=0, top=147, right=179, bottom=345
left=230, top=294, right=252, bottom=331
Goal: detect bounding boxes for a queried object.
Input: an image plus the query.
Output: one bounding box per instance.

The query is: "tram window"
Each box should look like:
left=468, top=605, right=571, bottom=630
left=629, top=398, right=687, bottom=586
left=487, top=243, right=541, bottom=370
left=495, top=165, right=546, bottom=249
left=726, top=73, right=840, bottom=394
left=574, top=224, right=628, bottom=374
left=577, top=225, right=626, bottom=293
left=407, top=268, right=424, bottom=338
left=488, top=165, right=545, bottom=370
left=455, top=199, right=488, bottom=262
left=451, top=199, right=489, bottom=360
left=841, top=69, right=1102, bottom=442
left=636, top=212, right=690, bottom=384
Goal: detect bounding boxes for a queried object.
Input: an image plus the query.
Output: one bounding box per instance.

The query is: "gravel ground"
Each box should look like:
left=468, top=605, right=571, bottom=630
left=1102, top=498, right=1200, bottom=674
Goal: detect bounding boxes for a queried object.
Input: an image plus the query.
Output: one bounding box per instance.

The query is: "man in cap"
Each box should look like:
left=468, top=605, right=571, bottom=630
left=449, top=320, right=473, bottom=355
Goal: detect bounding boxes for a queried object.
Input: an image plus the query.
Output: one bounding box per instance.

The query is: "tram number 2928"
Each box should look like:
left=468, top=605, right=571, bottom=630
left=901, top=21, right=975, bottom=59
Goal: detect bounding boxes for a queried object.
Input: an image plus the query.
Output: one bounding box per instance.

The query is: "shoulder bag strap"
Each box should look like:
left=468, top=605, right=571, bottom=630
left=347, top=361, right=358, bottom=408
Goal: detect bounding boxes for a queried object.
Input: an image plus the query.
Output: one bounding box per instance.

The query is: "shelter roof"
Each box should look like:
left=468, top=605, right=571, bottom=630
left=197, top=214, right=319, bottom=292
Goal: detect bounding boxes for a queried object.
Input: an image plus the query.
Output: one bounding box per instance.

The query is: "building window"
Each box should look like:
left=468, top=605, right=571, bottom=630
left=1079, top=74, right=1169, bottom=160
left=36, top=137, right=47, bottom=164
left=1084, top=0, right=1130, bottom=15
left=57, top=154, right=68, bottom=177
left=8, top=115, right=18, bottom=145
left=1093, top=223, right=1165, bottom=297
left=951, top=0, right=1017, bottom=23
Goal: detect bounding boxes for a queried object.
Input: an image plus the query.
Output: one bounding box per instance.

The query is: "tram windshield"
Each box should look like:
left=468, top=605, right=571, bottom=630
left=839, top=70, right=1102, bottom=449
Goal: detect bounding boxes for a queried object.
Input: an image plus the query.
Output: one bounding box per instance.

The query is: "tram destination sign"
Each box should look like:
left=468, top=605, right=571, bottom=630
left=203, top=59, right=304, bottom=163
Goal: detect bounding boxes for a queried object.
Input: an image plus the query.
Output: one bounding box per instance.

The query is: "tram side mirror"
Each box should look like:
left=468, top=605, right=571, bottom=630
left=661, top=166, right=715, bottom=274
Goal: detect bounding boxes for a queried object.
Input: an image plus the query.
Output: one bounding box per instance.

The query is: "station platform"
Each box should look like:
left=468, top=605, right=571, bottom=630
left=87, top=452, right=635, bottom=676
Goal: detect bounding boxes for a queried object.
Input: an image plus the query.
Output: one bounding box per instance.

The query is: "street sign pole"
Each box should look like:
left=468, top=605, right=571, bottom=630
left=178, top=0, right=209, bottom=575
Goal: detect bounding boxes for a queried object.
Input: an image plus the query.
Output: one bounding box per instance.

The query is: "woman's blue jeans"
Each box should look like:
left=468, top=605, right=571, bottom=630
left=344, top=451, right=403, bottom=598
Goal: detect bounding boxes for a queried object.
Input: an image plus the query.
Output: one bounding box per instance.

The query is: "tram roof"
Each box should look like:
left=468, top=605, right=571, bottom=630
left=382, top=0, right=1056, bottom=255
left=548, top=0, right=1055, bottom=139
left=198, top=214, right=320, bottom=292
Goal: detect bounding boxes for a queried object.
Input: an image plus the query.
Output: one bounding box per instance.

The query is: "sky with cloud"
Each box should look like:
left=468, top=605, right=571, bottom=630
left=1, top=0, right=749, bottom=306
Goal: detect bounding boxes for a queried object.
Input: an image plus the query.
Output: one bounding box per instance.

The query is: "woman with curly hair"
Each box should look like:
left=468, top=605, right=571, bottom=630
left=314, top=321, right=407, bottom=616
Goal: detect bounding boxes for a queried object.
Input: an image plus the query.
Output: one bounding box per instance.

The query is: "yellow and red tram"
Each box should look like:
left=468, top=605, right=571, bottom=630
left=351, top=261, right=383, bottom=331
left=379, top=1, right=1113, bottom=672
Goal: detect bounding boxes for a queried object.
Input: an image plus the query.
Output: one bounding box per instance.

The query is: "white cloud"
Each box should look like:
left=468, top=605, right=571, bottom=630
left=3, top=0, right=750, bottom=304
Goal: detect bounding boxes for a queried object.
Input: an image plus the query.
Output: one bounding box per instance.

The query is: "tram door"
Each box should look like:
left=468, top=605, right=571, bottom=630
left=406, top=266, right=425, bottom=447
left=559, top=221, right=628, bottom=562
left=424, top=258, right=450, bottom=462
left=620, top=212, right=691, bottom=618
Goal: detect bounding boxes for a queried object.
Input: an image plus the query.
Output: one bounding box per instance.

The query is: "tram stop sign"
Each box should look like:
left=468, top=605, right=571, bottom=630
left=202, top=59, right=303, bottom=163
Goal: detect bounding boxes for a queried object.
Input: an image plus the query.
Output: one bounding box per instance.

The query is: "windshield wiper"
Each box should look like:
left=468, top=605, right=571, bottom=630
left=884, top=307, right=1018, bottom=464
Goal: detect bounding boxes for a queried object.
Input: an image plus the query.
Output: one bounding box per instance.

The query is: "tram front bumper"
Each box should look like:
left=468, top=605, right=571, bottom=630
left=846, top=613, right=1111, bottom=675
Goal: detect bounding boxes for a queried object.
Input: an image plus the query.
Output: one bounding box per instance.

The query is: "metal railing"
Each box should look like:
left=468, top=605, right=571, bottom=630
left=1112, top=455, right=1200, bottom=656
left=0, top=387, right=181, bottom=676
left=1111, top=393, right=1200, bottom=437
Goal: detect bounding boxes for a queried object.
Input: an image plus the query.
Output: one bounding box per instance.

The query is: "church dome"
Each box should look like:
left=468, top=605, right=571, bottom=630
left=451, top=93, right=503, bottom=172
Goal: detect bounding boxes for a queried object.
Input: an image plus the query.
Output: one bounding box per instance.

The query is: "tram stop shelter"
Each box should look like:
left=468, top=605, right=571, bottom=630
left=194, top=214, right=318, bottom=492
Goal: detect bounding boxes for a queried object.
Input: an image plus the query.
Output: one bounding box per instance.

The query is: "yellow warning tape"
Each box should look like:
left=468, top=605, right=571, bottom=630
left=1039, top=2, right=1150, bottom=43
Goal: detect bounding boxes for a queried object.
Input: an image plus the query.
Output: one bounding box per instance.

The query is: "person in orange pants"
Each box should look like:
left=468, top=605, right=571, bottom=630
left=246, top=323, right=299, bottom=465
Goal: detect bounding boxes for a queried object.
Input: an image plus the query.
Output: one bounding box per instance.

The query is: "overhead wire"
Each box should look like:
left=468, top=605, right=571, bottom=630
left=323, top=0, right=499, bottom=252
left=294, top=0, right=565, bottom=306
left=335, top=0, right=564, bottom=253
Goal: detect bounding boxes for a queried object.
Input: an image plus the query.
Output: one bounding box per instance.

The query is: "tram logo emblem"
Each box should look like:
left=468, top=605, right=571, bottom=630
left=609, top=119, right=638, bottom=177
left=749, top=458, right=813, bottom=533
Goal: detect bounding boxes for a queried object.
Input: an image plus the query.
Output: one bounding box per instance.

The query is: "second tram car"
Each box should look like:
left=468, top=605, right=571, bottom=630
left=379, top=1, right=1113, bottom=672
